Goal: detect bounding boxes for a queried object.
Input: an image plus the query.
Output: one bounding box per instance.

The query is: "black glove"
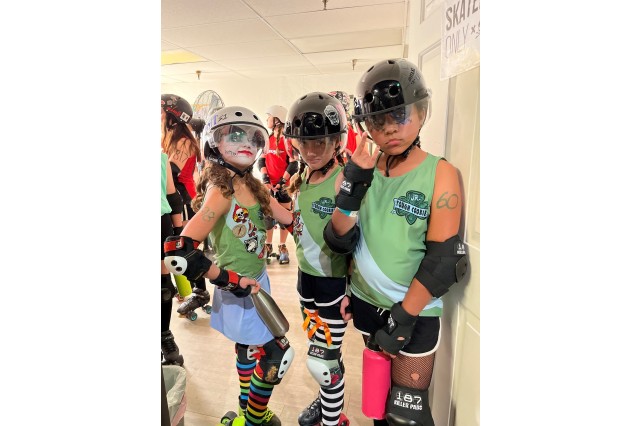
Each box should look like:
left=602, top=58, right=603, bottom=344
left=213, top=268, right=252, bottom=298
left=374, top=302, right=418, bottom=355
left=262, top=174, right=271, bottom=185
left=336, top=159, right=375, bottom=211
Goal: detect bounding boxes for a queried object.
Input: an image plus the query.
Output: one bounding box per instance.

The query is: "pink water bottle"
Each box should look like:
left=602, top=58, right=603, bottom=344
left=361, top=335, right=391, bottom=419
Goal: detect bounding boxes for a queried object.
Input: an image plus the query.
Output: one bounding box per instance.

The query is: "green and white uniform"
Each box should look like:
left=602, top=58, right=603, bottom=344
left=351, top=154, right=443, bottom=317
left=292, top=166, right=348, bottom=278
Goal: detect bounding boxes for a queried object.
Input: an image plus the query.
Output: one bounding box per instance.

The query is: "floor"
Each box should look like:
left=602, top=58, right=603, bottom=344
left=169, top=233, right=373, bottom=426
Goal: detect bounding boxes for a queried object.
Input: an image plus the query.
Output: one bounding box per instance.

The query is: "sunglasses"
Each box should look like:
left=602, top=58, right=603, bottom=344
left=360, top=105, right=413, bottom=132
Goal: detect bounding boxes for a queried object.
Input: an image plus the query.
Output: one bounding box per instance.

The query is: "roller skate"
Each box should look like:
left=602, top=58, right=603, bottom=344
left=298, top=394, right=349, bottom=426
left=278, top=244, right=290, bottom=265
left=265, top=243, right=277, bottom=265
left=161, top=330, right=184, bottom=366
left=298, top=393, right=321, bottom=426
left=176, top=288, right=211, bottom=321
left=217, top=411, right=240, bottom=426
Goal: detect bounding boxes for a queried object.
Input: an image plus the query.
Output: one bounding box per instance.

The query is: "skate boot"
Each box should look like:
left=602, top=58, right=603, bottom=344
left=216, top=411, right=240, bottom=426
left=240, top=405, right=281, bottom=426
left=265, top=243, right=277, bottom=264
left=161, top=330, right=184, bottom=366
left=298, top=393, right=322, bottom=426
left=176, top=288, right=211, bottom=321
left=278, top=244, right=290, bottom=265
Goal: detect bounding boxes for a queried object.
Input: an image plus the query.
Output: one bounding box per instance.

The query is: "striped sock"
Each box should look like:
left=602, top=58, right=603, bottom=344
left=245, top=364, right=274, bottom=426
left=236, top=354, right=256, bottom=411
left=316, top=315, right=347, bottom=426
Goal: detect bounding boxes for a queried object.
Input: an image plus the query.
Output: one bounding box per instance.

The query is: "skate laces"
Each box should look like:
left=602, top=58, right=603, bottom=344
left=302, top=309, right=332, bottom=346
left=263, top=408, right=276, bottom=423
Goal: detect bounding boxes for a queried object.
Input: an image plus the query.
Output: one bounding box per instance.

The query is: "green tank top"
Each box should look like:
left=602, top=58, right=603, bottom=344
left=351, top=153, right=443, bottom=316
left=292, top=166, right=348, bottom=278
left=209, top=196, right=267, bottom=278
left=161, top=152, right=171, bottom=215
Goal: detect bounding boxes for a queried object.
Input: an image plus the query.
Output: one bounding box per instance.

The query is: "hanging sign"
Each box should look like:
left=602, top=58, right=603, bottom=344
left=441, top=0, right=480, bottom=79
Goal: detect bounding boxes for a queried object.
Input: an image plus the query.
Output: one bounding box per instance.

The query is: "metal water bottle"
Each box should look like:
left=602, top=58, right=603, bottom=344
left=362, top=335, right=391, bottom=419
left=251, top=288, right=290, bottom=337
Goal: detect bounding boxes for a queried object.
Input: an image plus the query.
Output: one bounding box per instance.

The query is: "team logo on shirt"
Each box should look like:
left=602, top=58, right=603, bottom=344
left=310, top=197, right=335, bottom=219
left=232, top=205, right=249, bottom=223
left=391, top=190, right=429, bottom=225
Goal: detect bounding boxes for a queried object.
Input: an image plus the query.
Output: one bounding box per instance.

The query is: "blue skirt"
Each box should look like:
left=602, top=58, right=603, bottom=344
left=210, top=268, right=274, bottom=345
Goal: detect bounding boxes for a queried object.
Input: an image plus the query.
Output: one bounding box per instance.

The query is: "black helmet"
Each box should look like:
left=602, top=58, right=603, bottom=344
left=189, top=118, right=205, bottom=136
left=161, top=94, right=193, bottom=124
left=352, top=59, right=431, bottom=119
left=284, top=92, right=347, bottom=151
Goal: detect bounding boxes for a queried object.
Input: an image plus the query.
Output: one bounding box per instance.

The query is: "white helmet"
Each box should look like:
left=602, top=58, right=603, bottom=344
left=265, top=105, right=288, bottom=123
left=203, top=106, right=269, bottom=152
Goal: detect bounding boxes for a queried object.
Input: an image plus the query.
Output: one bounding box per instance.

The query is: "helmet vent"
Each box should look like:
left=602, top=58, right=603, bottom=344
left=367, top=65, right=374, bottom=72
left=388, top=84, right=400, bottom=97
left=388, top=60, right=395, bottom=65
left=253, top=114, right=259, bottom=120
left=301, top=95, right=308, bottom=100
left=365, top=93, right=374, bottom=104
left=318, top=94, right=324, bottom=99
left=294, top=118, right=302, bottom=128
left=235, top=111, right=243, bottom=117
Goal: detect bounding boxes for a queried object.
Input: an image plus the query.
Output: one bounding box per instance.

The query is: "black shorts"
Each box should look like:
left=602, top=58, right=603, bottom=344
left=297, top=269, right=347, bottom=309
left=350, top=294, right=441, bottom=356
left=161, top=213, right=173, bottom=259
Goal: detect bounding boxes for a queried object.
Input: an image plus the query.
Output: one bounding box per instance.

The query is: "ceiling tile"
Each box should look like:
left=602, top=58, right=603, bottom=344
left=236, top=65, right=321, bottom=78
left=161, top=50, right=208, bottom=65
left=265, top=3, right=405, bottom=38
left=161, top=0, right=256, bottom=29
left=215, top=55, right=312, bottom=70
left=245, top=0, right=403, bottom=16
left=290, top=28, right=403, bottom=54
left=191, top=39, right=299, bottom=60
left=304, top=45, right=404, bottom=65
left=162, top=19, right=281, bottom=47
left=162, top=61, right=229, bottom=76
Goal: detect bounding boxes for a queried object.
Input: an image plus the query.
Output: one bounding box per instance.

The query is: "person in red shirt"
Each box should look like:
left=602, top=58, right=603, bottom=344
left=258, top=105, right=299, bottom=264
left=329, top=91, right=357, bottom=159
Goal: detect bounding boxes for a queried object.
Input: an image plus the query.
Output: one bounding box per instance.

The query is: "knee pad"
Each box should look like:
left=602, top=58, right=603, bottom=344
left=161, top=275, right=176, bottom=302
left=306, top=341, right=344, bottom=389
left=385, top=385, right=434, bottom=426
left=257, top=336, right=295, bottom=385
left=265, top=215, right=276, bottom=231
left=235, top=343, right=262, bottom=363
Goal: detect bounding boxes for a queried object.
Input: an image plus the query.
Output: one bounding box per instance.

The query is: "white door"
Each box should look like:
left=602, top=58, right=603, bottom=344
left=407, top=1, right=480, bottom=425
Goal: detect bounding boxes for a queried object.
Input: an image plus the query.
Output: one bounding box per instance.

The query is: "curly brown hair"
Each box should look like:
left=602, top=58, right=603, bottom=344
left=162, top=119, right=202, bottom=162
left=192, top=160, right=272, bottom=217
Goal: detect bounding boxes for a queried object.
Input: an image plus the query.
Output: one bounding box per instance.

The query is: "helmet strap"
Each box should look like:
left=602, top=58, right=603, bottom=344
left=305, top=157, right=335, bottom=184
left=382, top=136, right=421, bottom=177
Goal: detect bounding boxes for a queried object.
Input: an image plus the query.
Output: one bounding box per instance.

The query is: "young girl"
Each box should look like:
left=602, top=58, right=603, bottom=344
left=164, top=106, right=295, bottom=426
left=324, top=59, right=468, bottom=426
left=283, top=92, right=351, bottom=426
left=161, top=94, right=211, bottom=311
left=258, top=105, right=298, bottom=264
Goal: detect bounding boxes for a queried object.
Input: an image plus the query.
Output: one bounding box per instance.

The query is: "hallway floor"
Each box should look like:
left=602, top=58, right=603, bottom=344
left=170, top=233, right=373, bottom=426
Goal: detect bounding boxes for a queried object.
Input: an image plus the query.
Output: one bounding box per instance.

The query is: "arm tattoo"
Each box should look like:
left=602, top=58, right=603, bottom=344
left=201, top=206, right=216, bottom=221
left=435, top=192, right=459, bottom=210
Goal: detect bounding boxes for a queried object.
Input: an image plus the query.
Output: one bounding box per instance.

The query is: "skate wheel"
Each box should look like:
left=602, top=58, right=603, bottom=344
left=189, top=312, right=198, bottom=321
left=204, top=305, right=212, bottom=314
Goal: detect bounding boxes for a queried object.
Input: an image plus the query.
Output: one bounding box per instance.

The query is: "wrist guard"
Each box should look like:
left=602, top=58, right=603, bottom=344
left=258, top=157, right=266, bottom=170
left=262, top=174, right=271, bottom=184
left=213, top=268, right=251, bottom=298
left=173, top=226, right=183, bottom=236
left=374, top=302, right=418, bottom=355
left=163, top=236, right=211, bottom=282
left=335, top=159, right=374, bottom=211
left=285, top=160, right=299, bottom=176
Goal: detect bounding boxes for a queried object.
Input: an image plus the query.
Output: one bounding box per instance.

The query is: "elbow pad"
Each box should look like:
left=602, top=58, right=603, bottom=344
left=323, top=221, right=360, bottom=254
left=414, top=235, right=468, bottom=298
left=258, top=157, right=266, bottom=170
left=166, top=192, right=183, bottom=215
left=285, top=160, right=299, bottom=176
